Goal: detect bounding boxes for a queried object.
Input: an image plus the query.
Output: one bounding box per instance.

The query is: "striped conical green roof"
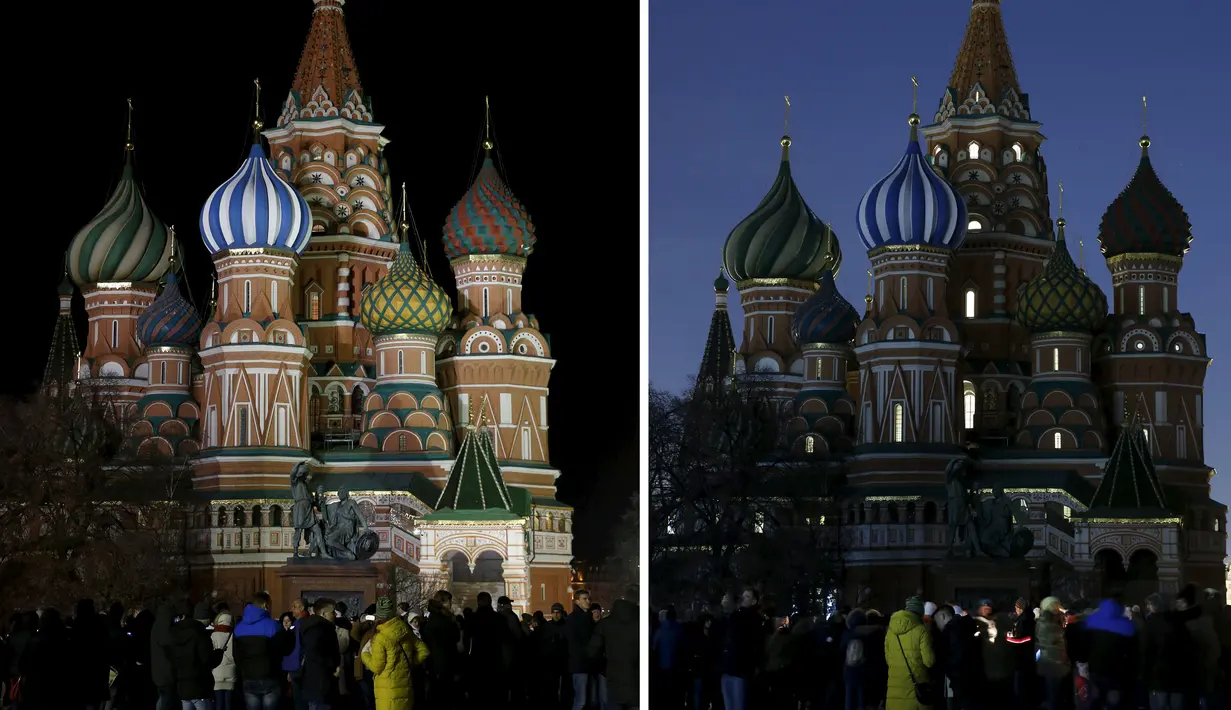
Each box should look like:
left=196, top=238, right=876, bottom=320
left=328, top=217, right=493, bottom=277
left=424, top=424, right=518, bottom=520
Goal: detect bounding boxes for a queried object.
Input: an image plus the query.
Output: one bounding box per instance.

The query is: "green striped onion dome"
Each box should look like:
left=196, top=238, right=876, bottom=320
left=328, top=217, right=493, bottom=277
left=1016, top=221, right=1107, bottom=332
left=722, top=137, right=842, bottom=284
left=68, top=151, right=171, bottom=287
left=360, top=240, right=451, bottom=336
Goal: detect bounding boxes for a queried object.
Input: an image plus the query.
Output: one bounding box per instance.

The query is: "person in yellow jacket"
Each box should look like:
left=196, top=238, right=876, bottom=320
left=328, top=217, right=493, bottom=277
left=361, top=597, right=429, bottom=710
left=884, top=596, right=936, bottom=710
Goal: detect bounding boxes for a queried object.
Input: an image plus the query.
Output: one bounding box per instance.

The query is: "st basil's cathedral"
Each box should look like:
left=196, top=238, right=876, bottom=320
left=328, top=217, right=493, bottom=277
left=697, top=0, right=1225, bottom=605
left=44, top=0, right=574, bottom=612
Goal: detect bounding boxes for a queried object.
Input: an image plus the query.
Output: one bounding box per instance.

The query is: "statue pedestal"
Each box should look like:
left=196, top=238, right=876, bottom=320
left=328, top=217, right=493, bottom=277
left=928, top=557, right=1036, bottom=610
left=275, top=558, right=381, bottom=615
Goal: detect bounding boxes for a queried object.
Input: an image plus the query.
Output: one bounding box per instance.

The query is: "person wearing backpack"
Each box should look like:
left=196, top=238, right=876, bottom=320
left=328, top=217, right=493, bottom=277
left=840, top=609, right=879, bottom=710
left=210, top=612, right=237, bottom=710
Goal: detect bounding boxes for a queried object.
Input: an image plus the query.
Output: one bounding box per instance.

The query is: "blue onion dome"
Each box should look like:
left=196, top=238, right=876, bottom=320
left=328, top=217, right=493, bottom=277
left=1016, top=219, right=1107, bottom=332
left=360, top=238, right=451, bottom=336
left=857, top=116, right=967, bottom=252
left=136, top=270, right=203, bottom=349
left=200, top=141, right=311, bottom=255
left=1097, top=136, right=1192, bottom=259
left=791, top=268, right=859, bottom=345
left=722, top=136, right=842, bottom=284
left=68, top=150, right=172, bottom=287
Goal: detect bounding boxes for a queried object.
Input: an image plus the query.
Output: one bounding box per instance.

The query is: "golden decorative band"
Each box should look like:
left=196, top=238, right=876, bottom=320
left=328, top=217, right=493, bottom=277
left=867, top=244, right=954, bottom=258
left=734, top=278, right=818, bottom=291
left=1105, top=252, right=1184, bottom=267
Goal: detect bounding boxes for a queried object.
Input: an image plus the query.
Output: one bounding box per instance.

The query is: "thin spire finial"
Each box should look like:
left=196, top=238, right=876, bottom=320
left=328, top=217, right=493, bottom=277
left=398, top=181, right=409, bottom=242
left=784, top=95, right=791, bottom=135
left=483, top=96, right=493, bottom=151
left=252, top=78, right=264, bottom=140
left=125, top=98, right=134, bottom=151
left=169, top=226, right=177, bottom=268
left=1079, top=237, right=1085, bottom=272
left=908, top=77, right=921, bottom=138
left=1140, top=95, right=1151, bottom=150
left=780, top=96, right=792, bottom=153
left=1058, top=180, right=1064, bottom=218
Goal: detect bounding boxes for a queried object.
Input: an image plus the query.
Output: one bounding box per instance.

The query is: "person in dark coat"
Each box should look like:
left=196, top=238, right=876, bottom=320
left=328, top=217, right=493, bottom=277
left=1006, top=597, right=1037, bottom=707
left=233, top=592, right=288, bottom=710
left=421, top=590, right=461, bottom=710
left=565, top=588, right=597, bottom=710
left=151, top=602, right=181, bottom=710
left=125, top=609, right=156, bottom=710
left=299, top=598, right=342, bottom=709
left=4, top=612, right=36, bottom=706
left=18, top=609, right=71, bottom=710
left=934, top=604, right=984, bottom=709
left=1083, top=597, right=1136, bottom=709
left=462, top=591, right=514, bottom=707
left=650, top=605, right=684, bottom=708
left=719, top=587, right=765, bottom=710
left=167, top=601, right=215, bottom=709
left=497, top=595, right=527, bottom=707
left=69, top=599, right=113, bottom=710
left=1141, top=591, right=1200, bottom=709
left=589, top=587, right=639, bottom=710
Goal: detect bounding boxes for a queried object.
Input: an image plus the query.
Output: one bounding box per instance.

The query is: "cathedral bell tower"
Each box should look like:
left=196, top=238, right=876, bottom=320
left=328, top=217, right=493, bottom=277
left=853, top=110, right=968, bottom=448
left=721, top=98, right=841, bottom=400
left=920, top=0, right=1052, bottom=414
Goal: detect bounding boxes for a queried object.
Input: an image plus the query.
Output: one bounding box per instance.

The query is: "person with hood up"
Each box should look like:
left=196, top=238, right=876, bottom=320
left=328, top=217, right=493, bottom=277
left=589, top=585, right=640, bottom=710
left=361, top=596, right=429, bottom=710
left=1082, top=595, right=1136, bottom=710
left=233, top=592, right=288, bottom=710
left=167, top=600, right=216, bottom=710
left=840, top=608, right=884, bottom=710
left=718, top=587, right=765, bottom=710
left=299, top=598, right=342, bottom=710
left=210, top=611, right=237, bottom=710
left=151, top=603, right=181, bottom=710
left=1034, top=596, right=1070, bottom=710
left=883, top=597, right=935, bottom=710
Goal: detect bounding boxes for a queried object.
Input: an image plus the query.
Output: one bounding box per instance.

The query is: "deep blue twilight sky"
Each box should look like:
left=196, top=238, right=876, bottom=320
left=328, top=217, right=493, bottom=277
left=649, top=1, right=1231, bottom=521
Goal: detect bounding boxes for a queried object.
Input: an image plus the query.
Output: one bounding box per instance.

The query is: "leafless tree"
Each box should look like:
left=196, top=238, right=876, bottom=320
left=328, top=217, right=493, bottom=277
left=649, top=376, right=846, bottom=612
left=385, top=566, right=448, bottom=616
left=0, top=381, right=190, bottom=611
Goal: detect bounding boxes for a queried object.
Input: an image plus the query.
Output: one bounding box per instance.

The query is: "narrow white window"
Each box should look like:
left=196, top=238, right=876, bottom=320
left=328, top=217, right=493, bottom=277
left=540, top=396, right=547, bottom=426
left=963, top=380, right=976, bottom=429
left=768, top=316, right=775, bottom=345
left=237, top=406, right=249, bottom=447
left=160, top=361, right=167, bottom=384
left=482, top=287, right=490, bottom=317
left=1012, top=144, right=1024, bottom=162
left=1138, top=285, right=1145, bottom=316
left=309, top=292, right=320, bottom=320
left=892, top=403, right=905, bottom=442
left=458, top=392, right=471, bottom=425
left=500, top=393, right=513, bottom=425
left=521, top=426, right=532, bottom=459
left=927, top=278, right=934, bottom=310
left=420, top=351, right=427, bottom=374
left=1163, top=287, right=1169, bottom=313
left=1155, top=391, right=1167, bottom=423
left=932, top=402, right=943, bottom=442
left=506, top=288, right=513, bottom=313
left=397, top=351, right=404, bottom=375
left=805, top=436, right=814, bottom=453
left=968, top=141, right=980, bottom=159
left=1177, top=425, right=1187, bottom=458
left=1143, top=428, right=1150, bottom=448
left=271, top=281, right=278, bottom=314
left=878, top=279, right=884, bottom=310
left=1114, top=391, right=1126, bottom=423
left=208, top=406, right=218, bottom=448
left=276, top=406, right=289, bottom=447
left=965, top=289, right=976, bottom=318
left=1053, top=348, right=1060, bottom=371
left=111, top=320, right=119, bottom=349
left=1077, top=348, right=1082, bottom=373
left=1196, top=395, right=1203, bottom=426
left=900, top=277, right=908, bottom=310
left=1054, top=431, right=1062, bottom=449
left=177, top=362, right=183, bottom=384
left=244, top=280, right=252, bottom=313
left=863, top=405, right=873, bottom=443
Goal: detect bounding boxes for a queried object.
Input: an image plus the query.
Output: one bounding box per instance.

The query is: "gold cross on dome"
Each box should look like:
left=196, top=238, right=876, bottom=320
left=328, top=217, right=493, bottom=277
left=784, top=95, right=791, bottom=134
left=911, top=76, right=918, bottom=114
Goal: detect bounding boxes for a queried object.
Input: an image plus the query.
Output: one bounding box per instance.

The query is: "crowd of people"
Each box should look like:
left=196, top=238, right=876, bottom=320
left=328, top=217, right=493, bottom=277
left=650, top=583, right=1231, bottom=710
left=1, top=584, right=640, bottom=710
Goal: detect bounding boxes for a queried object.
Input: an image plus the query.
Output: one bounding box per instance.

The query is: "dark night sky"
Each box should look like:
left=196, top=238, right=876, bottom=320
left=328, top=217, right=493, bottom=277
left=15, top=0, right=639, bottom=562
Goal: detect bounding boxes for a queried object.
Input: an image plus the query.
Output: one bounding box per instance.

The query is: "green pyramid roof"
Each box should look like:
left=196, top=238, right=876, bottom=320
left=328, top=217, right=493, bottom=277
left=1086, top=423, right=1169, bottom=518
left=422, top=425, right=520, bottom=521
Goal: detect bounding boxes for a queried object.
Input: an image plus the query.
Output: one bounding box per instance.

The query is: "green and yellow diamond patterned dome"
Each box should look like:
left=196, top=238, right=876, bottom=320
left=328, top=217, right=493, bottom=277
left=1016, top=219, right=1107, bottom=333
left=360, top=240, right=451, bottom=336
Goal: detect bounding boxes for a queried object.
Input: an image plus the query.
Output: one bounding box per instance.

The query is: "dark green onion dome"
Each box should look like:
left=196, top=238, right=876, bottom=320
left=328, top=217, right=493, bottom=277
left=713, top=269, right=729, bottom=292
left=1098, top=137, right=1192, bottom=259
left=359, top=238, right=451, bottom=336
left=1016, top=219, right=1107, bottom=332
left=791, top=268, right=859, bottom=345
left=722, top=137, right=842, bottom=284
left=68, top=150, right=171, bottom=287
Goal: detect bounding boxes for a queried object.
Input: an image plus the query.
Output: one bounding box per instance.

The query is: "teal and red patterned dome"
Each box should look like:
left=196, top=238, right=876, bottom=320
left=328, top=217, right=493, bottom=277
left=136, top=271, right=203, bottom=349
left=442, top=152, right=536, bottom=260
left=1098, top=138, right=1191, bottom=259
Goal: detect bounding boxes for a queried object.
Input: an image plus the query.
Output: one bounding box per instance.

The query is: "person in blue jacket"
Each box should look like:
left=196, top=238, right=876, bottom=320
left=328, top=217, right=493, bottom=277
left=233, top=592, right=291, bottom=710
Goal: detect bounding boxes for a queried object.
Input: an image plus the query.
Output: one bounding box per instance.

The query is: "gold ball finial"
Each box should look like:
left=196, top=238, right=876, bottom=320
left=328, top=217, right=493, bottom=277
left=482, top=139, right=494, bottom=151
left=124, top=142, right=134, bottom=151
left=865, top=294, right=873, bottom=304
left=908, top=113, right=921, bottom=127
left=780, top=135, right=792, bottom=148
left=399, top=221, right=410, bottom=233
left=1056, top=217, right=1066, bottom=228
left=253, top=118, right=264, bottom=132
left=1139, top=135, right=1151, bottom=149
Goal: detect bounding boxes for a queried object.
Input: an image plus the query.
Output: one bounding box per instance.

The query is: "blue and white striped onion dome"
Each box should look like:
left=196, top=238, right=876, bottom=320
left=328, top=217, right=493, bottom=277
left=200, top=143, right=311, bottom=255
left=856, top=138, right=967, bottom=252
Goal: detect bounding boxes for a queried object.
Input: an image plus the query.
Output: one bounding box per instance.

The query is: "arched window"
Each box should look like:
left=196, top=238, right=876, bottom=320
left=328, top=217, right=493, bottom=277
left=965, top=289, right=976, bottom=318
left=1012, top=143, right=1024, bottom=162
left=244, top=280, right=252, bottom=314
left=270, top=505, right=283, bottom=527
left=271, top=281, right=278, bottom=314
left=1054, top=431, right=1062, bottom=449
left=506, top=288, right=513, bottom=313
left=482, top=287, right=490, bottom=318
left=397, top=351, right=404, bottom=375
left=160, top=361, right=167, bottom=384
left=805, top=435, right=814, bottom=454
left=899, top=277, right=908, bottom=310
left=767, top=316, right=775, bottom=345
left=1053, top=347, right=1060, bottom=371
left=420, top=351, right=427, bottom=374
left=933, top=145, right=942, bottom=157
left=217, top=506, right=228, bottom=527
left=963, top=380, right=976, bottom=429
left=252, top=505, right=263, bottom=527
left=967, top=219, right=982, bottom=232
left=923, top=501, right=938, bottom=524
left=234, top=506, right=246, bottom=527
left=892, top=403, right=905, bottom=442
left=112, top=320, right=119, bottom=349
left=1138, top=285, right=1146, bottom=316
left=309, top=292, right=321, bottom=320
left=967, top=141, right=980, bottom=160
